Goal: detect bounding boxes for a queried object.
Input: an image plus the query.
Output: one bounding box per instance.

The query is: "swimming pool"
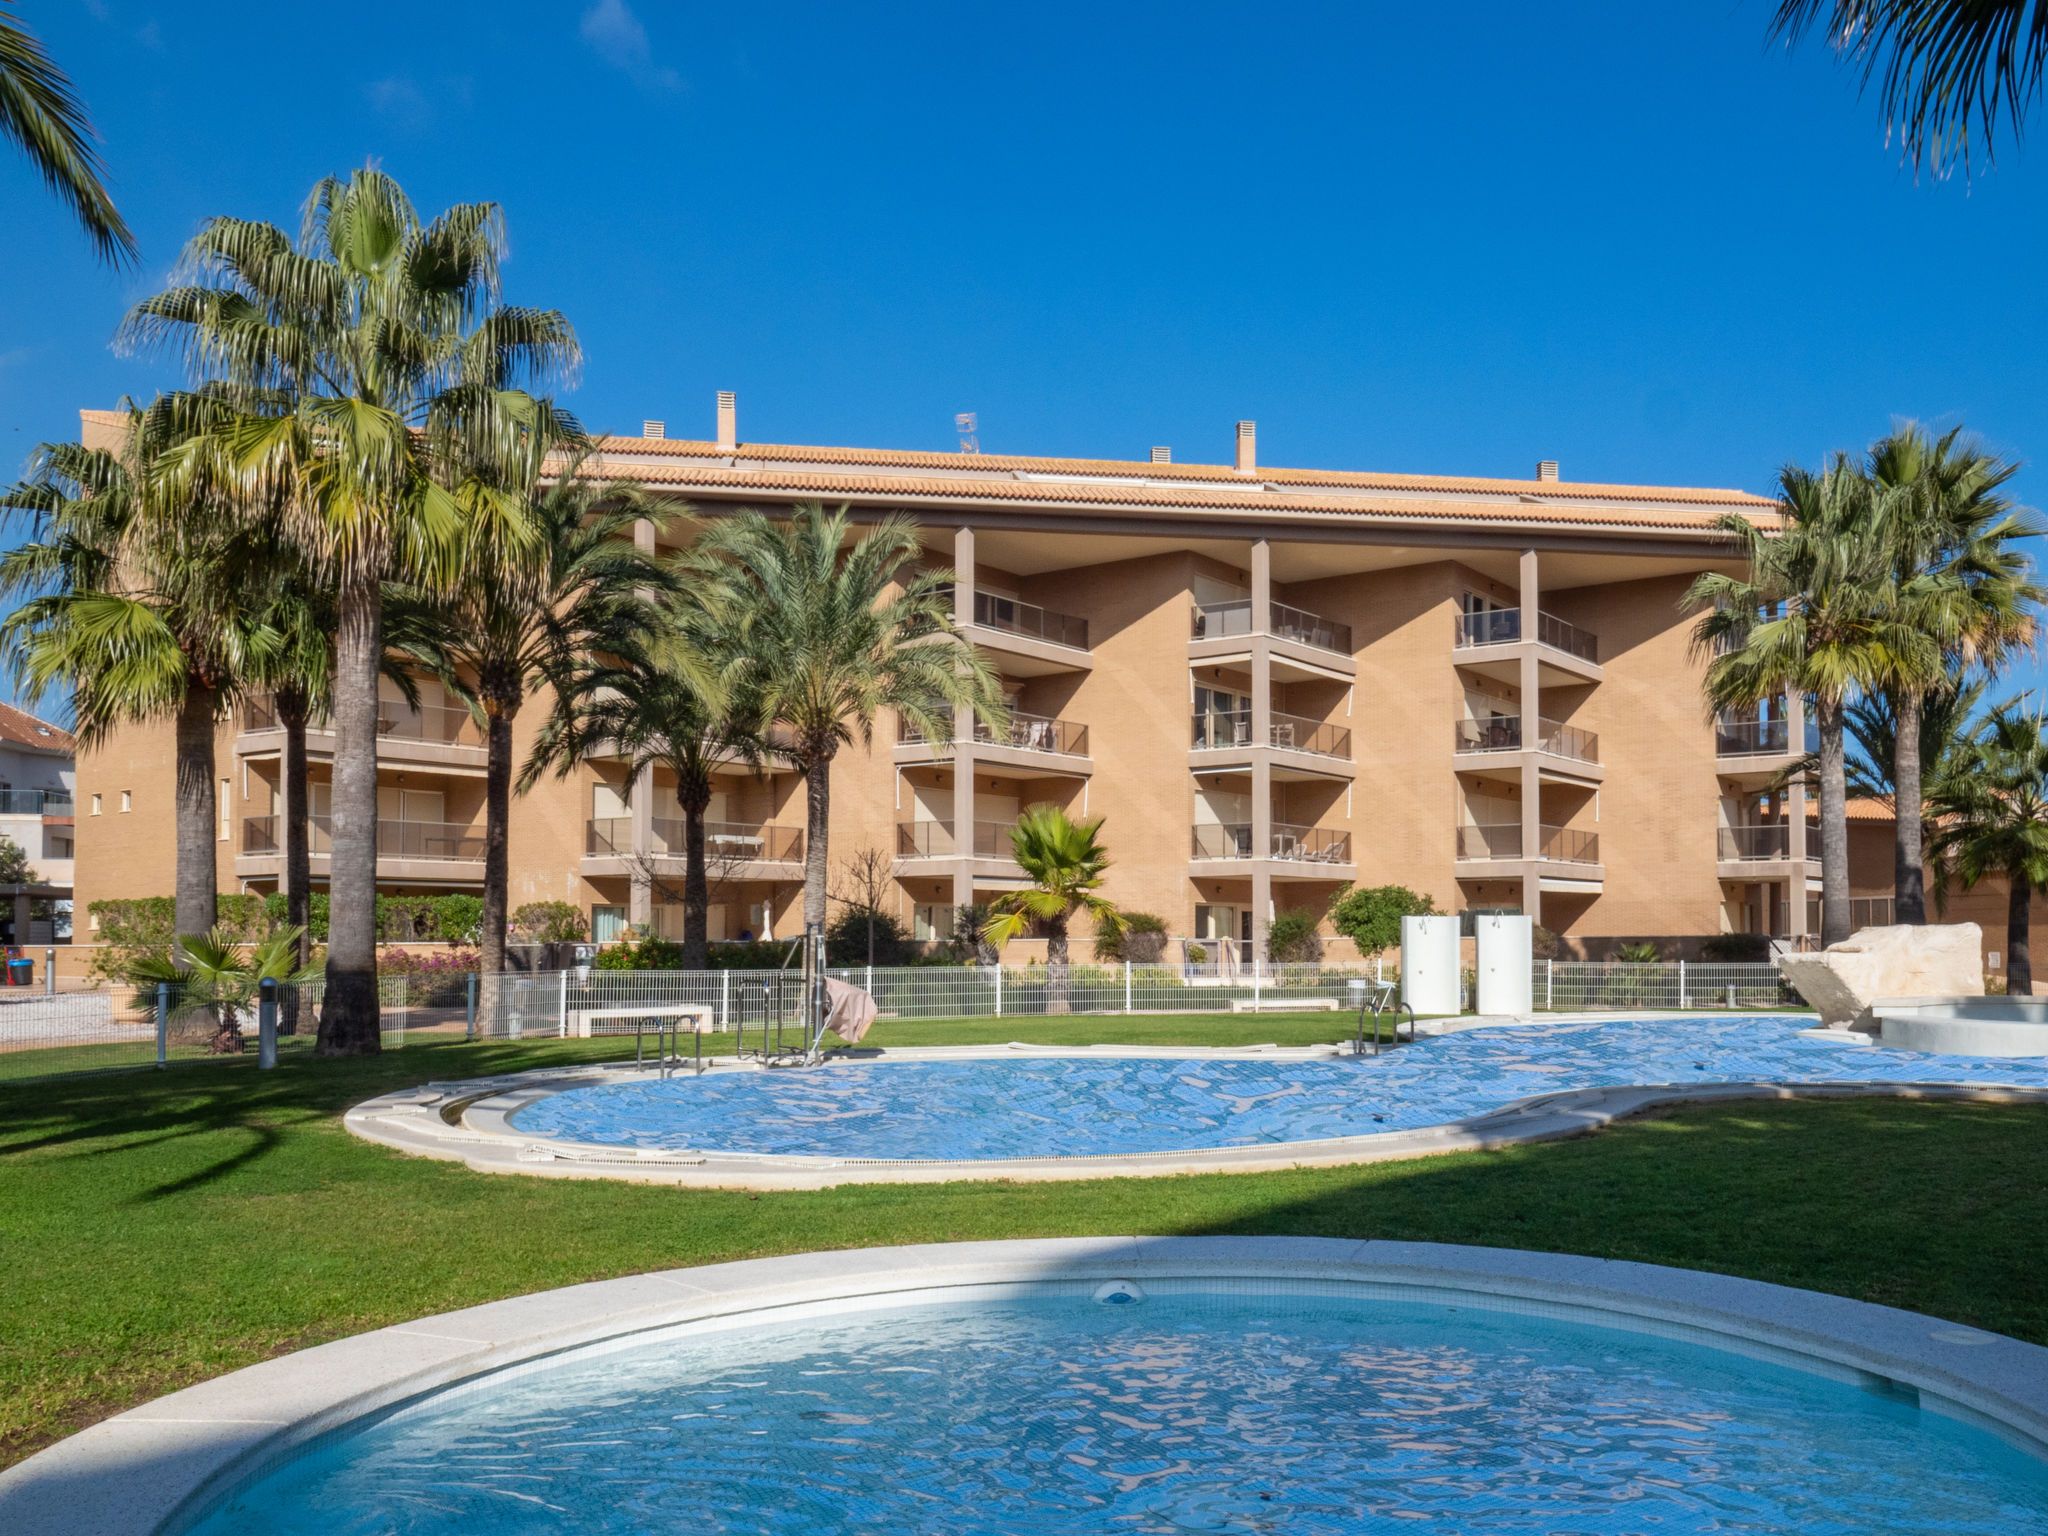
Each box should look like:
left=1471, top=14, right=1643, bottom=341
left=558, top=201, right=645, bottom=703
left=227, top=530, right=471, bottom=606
left=505, top=1014, right=2048, bottom=1162
left=178, top=1284, right=2048, bottom=1535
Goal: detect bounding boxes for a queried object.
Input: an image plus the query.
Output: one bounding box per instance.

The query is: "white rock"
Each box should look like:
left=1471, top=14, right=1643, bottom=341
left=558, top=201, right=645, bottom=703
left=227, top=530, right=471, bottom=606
left=1774, top=923, right=1984, bottom=1029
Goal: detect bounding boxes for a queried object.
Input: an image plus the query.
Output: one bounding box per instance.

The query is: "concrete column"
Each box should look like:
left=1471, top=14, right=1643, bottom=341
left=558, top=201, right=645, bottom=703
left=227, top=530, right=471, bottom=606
left=1249, top=540, right=1273, bottom=961
left=1786, top=772, right=1809, bottom=942
left=629, top=760, right=654, bottom=929
left=952, top=526, right=978, bottom=911
left=1517, top=548, right=1542, bottom=925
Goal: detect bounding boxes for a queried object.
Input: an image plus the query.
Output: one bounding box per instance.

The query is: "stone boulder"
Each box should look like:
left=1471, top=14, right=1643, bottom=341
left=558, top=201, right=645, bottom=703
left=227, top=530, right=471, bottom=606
left=1774, top=923, right=1984, bottom=1029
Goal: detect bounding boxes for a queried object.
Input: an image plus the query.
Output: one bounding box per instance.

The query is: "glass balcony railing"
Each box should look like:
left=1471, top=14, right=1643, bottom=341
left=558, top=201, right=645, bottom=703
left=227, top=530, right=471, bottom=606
left=1191, top=709, right=1352, bottom=759
left=242, top=693, right=485, bottom=748
left=972, top=591, right=1088, bottom=650
left=0, top=789, right=72, bottom=815
left=1190, top=600, right=1351, bottom=655
left=1715, top=716, right=1791, bottom=756
left=894, top=820, right=1020, bottom=859
left=1455, top=823, right=1600, bottom=863
left=246, top=814, right=485, bottom=861
left=1537, top=718, right=1599, bottom=764
left=1541, top=824, right=1600, bottom=864
left=1452, top=608, right=1598, bottom=661
left=1456, top=716, right=1521, bottom=752
left=586, top=818, right=804, bottom=861
left=1190, top=822, right=1352, bottom=863
left=900, top=711, right=1089, bottom=756
left=1719, top=823, right=1792, bottom=860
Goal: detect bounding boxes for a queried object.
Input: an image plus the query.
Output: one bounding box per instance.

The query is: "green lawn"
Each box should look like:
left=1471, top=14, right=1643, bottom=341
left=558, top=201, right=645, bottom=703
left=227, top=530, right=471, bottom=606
left=2, top=1017, right=2044, bottom=1472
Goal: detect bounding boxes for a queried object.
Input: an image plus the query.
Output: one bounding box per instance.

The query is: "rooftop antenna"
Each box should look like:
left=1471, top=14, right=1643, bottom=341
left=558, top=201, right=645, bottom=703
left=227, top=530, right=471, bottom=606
left=955, top=412, right=979, bottom=455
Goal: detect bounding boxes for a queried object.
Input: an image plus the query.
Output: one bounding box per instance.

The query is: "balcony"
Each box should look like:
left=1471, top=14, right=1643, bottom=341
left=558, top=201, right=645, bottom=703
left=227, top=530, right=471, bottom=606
left=1453, top=608, right=1598, bottom=662
left=899, top=711, right=1089, bottom=757
left=1455, top=823, right=1601, bottom=864
left=895, top=819, right=1018, bottom=859
left=243, top=814, right=484, bottom=861
left=1538, top=718, right=1598, bottom=764
left=1454, top=716, right=1599, bottom=766
left=1191, top=600, right=1351, bottom=656
left=1191, top=822, right=1352, bottom=864
left=0, top=789, right=72, bottom=815
left=1719, top=823, right=1790, bottom=860
left=1715, top=717, right=1792, bottom=757
left=1191, top=709, right=1352, bottom=760
left=972, top=591, right=1088, bottom=651
left=586, top=817, right=804, bottom=863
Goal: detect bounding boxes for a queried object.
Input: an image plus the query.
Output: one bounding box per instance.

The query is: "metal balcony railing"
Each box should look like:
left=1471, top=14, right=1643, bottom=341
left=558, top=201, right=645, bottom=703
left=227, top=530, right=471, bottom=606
left=0, top=789, right=72, bottom=815
left=1456, top=716, right=1522, bottom=752
left=1190, top=822, right=1351, bottom=862
left=1452, top=607, right=1598, bottom=662
left=1719, top=823, right=1791, bottom=860
left=972, top=591, right=1088, bottom=650
left=895, top=820, right=1020, bottom=859
left=248, top=814, right=486, bottom=861
left=1538, top=718, right=1599, bottom=764
left=1190, top=600, right=1351, bottom=655
left=1715, top=716, right=1791, bottom=756
left=242, top=693, right=485, bottom=748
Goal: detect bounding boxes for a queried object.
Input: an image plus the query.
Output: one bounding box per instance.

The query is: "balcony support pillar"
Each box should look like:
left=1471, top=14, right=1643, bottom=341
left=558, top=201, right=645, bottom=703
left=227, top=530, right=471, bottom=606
left=1517, top=548, right=1543, bottom=924
left=629, top=761, right=654, bottom=929
left=1787, top=771, right=1809, bottom=942
left=952, top=525, right=978, bottom=912
left=1250, top=539, right=1273, bottom=960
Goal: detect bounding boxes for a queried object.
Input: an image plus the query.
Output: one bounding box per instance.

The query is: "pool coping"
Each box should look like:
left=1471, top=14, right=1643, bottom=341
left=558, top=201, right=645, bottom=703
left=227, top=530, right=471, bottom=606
left=338, top=1024, right=2048, bottom=1189
left=2, top=1236, right=2044, bottom=1536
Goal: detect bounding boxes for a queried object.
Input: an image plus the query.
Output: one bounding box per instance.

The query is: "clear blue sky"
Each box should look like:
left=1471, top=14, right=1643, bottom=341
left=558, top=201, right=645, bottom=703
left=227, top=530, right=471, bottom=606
left=5, top=0, right=2048, bottom=701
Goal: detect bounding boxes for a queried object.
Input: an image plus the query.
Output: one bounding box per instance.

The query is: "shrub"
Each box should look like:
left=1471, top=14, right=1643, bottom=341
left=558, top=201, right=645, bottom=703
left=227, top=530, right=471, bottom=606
left=1531, top=923, right=1560, bottom=960
left=262, top=891, right=331, bottom=940
left=378, top=947, right=481, bottom=1004
left=1094, top=910, right=1167, bottom=964
left=511, top=901, right=587, bottom=945
left=594, top=935, right=689, bottom=971
left=1700, top=932, right=1773, bottom=963
left=710, top=939, right=801, bottom=970
left=1615, top=941, right=1662, bottom=963
left=430, top=895, right=484, bottom=945
left=86, top=895, right=270, bottom=982
left=826, top=906, right=914, bottom=966
left=949, top=904, right=998, bottom=964
left=1265, top=909, right=1323, bottom=964
left=1327, top=884, right=1437, bottom=958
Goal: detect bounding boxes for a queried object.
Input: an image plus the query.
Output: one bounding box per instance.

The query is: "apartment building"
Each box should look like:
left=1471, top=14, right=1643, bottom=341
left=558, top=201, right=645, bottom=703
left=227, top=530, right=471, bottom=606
left=0, top=702, right=75, bottom=944
left=71, top=402, right=1808, bottom=957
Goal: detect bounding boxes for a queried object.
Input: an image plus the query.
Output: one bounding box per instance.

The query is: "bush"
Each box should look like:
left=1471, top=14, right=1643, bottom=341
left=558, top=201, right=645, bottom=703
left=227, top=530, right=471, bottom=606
left=1701, top=932, right=1773, bottom=963
left=594, top=935, right=690, bottom=971
left=1615, top=941, right=1662, bottom=963
left=511, top=901, right=587, bottom=945
left=826, top=907, right=914, bottom=966
left=86, top=895, right=271, bottom=982
left=1327, top=884, right=1437, bottom=958
left=378, top=947, right=481, bottom=1004
left=949, top=904, right=998, bottom=964
left=1265, top=909, right=1323, bottom=964
left=1531, top=923, right=1560, bottom=961
left=261, top=891, right=331, bottom=940
left=1094, top=910, right=1167, bottom=964
left=430, top=895, right=484, bottom=945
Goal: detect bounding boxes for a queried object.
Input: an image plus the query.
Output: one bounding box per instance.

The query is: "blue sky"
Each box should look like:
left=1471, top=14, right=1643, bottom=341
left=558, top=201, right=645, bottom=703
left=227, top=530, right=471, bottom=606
left=5, top=0, right=2048, bottom=702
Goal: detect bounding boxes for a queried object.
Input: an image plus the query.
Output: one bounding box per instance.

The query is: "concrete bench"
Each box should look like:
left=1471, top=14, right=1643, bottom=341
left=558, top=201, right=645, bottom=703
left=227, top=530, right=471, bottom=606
left=1228, top=997, right=1343, bottom=1013
left=566, top=1005, right=717, bottom=1039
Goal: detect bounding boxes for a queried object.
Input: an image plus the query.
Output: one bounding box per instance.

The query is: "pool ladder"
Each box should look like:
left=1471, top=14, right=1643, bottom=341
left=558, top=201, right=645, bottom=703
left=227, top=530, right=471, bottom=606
left=1353, top=982, right=1415, bottom=1056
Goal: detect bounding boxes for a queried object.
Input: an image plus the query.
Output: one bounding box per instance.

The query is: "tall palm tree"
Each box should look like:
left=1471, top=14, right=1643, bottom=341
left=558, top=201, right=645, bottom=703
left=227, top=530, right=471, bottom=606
left=1928, top=699, right=2048, bottom=993
left=122, top=169, right=578, bottom=1055
left=1865, top=424, right=2039, bottom=922
left=392, top=466, right=666, bottom=975
left=1687, top=458, right=1932, bottom=945
left=0, top=426, right=280, bottom=940
left=1845, top=672, right=1988, bottom=807
left=1770, top=2, right=2047, bottom=174
left=1, top=3, right=137, bottom=263
left=694, top=503, right=1005, bottom=937
left=980, top=804, right=1123, bottom=1014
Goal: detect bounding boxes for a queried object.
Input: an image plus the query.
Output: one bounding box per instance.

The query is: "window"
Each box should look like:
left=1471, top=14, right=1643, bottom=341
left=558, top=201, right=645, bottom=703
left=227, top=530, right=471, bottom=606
left=90, top=794, right=102, bottom=816
left=914, top=904, right=955, bottom=941
left=589, top=905, right=627, bottom=943
left=120, top=790, right=131, bottom=813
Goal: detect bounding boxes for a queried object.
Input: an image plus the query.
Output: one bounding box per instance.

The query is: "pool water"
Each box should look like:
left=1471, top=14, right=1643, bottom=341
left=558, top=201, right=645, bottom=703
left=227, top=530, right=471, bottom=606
left=183, top=1291, right=2048, bottom=1535
left=506, top=1015, right=2048, bottom=1161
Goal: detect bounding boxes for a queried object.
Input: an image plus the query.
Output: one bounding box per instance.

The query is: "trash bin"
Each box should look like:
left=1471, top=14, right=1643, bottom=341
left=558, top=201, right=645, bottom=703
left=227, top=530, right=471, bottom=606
left=4, top=958, right=31, bottom=987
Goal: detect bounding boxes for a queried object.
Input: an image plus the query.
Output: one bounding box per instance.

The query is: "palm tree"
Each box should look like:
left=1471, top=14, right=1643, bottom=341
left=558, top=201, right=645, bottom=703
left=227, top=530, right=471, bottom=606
left=980, top=805, right=1123, bottom=1013
left=1687, top=458, right=1932, bottom=945
left=1864, top=424, right=2039, bottom=922
left=0, top=425, right=281, bottom=942
left=1769, top=2, right=2047, bottom=174
left=394, top=465, right=667, bottom=974
left=694, top=502, right=1005, bottom=938
left=122, top=169, right=578, bottom=1055
left=1, top=4, right=137, bottom=263
left=124, top=926, right=317, bottom=1054
left=1928, top=700, right=2048, bottom=993
left=1845, top=672, right=1988, bottom=807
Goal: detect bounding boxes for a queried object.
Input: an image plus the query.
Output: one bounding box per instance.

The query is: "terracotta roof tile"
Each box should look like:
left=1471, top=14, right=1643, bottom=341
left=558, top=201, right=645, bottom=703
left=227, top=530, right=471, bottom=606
left=0, top=702, right=74, bottom=754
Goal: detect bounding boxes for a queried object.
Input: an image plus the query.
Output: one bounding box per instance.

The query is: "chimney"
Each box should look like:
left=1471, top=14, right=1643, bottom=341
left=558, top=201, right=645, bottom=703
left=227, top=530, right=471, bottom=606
left=1234, top=420, right=1256, bottom=475
left=1150, top=446, right=1172, bottom=464
left=716, top=391, right=737, bottom=451
left=1536, top=460, right=1559, bottom=483
left=642, top=419, right=665, bottom=439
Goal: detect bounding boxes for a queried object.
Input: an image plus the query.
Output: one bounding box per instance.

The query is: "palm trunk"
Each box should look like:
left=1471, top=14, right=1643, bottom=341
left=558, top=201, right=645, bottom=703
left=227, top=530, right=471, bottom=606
left=278, top=688, right=312, bottom=1036
left=2008, top=880, right=2032, bottom=997
left=1893, top=688, right=1926, bottom=924
left=172, top=682, right=219, bottom=947
left=1046, top=918, right=1070, bottom=1014
left=681, top=792, right=710, bottom=971
left=481, top=707, right=513, bottom=978
left=802, top=751, right=831, bottom=932
left=1817, top=695, right=1851, bottom=947
left=319, top=573, right=382, bottom=1056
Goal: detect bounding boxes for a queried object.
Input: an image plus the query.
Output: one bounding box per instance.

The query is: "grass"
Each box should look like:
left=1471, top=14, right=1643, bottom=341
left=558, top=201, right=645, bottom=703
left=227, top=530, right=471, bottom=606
left=2, top=1015, right=2044, bottom=1472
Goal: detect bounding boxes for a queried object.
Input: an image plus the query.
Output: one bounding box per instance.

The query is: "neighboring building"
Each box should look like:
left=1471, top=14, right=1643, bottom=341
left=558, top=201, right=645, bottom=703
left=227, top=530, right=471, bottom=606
left=74, top=401, right=1816, bottom=958
left=0, top=701, right=76, bottom=944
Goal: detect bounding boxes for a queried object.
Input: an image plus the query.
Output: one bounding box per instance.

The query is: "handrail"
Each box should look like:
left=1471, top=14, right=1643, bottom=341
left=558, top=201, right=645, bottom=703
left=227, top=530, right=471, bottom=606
left=1352, top=979, right=1414, bottom=1055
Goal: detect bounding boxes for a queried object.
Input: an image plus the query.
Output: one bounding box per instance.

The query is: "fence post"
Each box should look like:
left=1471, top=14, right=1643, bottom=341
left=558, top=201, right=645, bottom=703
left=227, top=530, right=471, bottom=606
left=1678, top=960, right=1687, bottom=1010
left=1253, top=959, right=1262, bottom=1012
left=44, top=946, right=54, bottom=995
left=1546, top=958, right=1554, bottom=1012
left=557, top=969, right=568, bottom=1039
left=865, top=963, right=873, bottom=998
left=720, top=967, right=731, bottom=1032
left=258, top=977, right=278, bottom=1069
left=994, top=965, right=1003, bottom=1018
left=1125, top=959, right=1132, bottom=1014
left=466, top=972, right=478, bottom=1039
left=155, top=981, right=169, bottom=1068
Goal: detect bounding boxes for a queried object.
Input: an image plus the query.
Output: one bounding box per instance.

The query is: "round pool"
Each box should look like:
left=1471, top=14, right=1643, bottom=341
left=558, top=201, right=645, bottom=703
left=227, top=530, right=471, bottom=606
left=181, top=1285, right=2047, bottom=1535
left=503, top=1015, right=2048, bottom=1162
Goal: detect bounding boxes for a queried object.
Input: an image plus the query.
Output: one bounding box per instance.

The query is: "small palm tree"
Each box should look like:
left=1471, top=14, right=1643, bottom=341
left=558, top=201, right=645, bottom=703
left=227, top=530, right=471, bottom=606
left=1687, top=458, right=1932, bottom=945
left=125, top=926, right=318, bottom=1054
left=0, top=5, right=137, bottom=263
left=981, top=805, right=1123, bottom=1014
left=1928, top=701, right=2048, bottom=993
left=124, top=169, right=579, bottom=1055
left=390, top=462, right=666, bottom=975
left=696, top=502, right=1005, bottom=935
left=1770, top=1, right=2046, bottom=174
